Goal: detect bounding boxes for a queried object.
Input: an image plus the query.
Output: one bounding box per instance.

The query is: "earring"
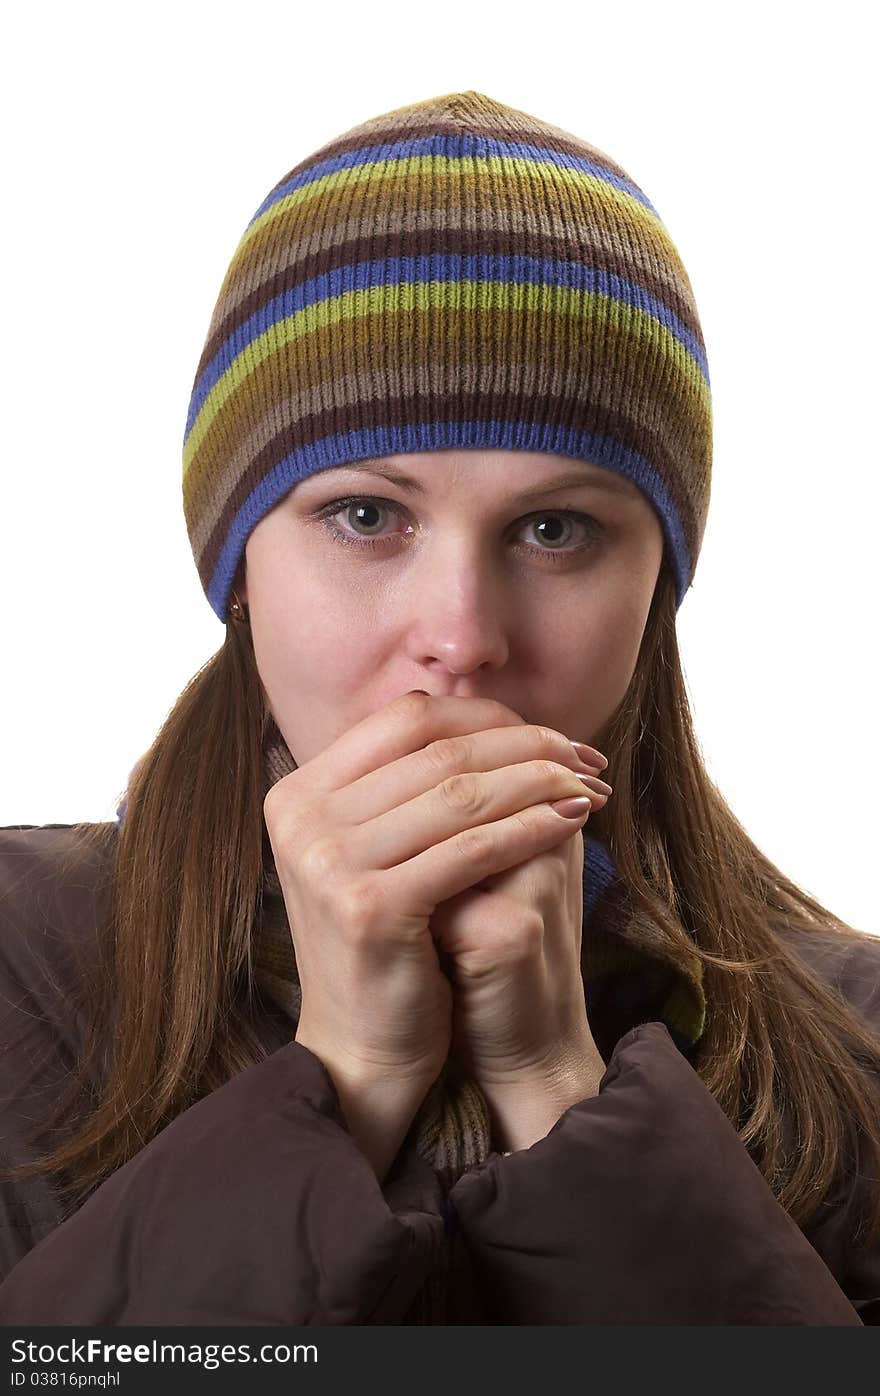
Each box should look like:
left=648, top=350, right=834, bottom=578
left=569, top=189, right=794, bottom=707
left=229, top=590, right=249, bottom=623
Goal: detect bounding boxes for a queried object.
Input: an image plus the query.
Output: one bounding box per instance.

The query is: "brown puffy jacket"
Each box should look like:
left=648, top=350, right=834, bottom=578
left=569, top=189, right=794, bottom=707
left=1, top=823, right=878, bottom=1325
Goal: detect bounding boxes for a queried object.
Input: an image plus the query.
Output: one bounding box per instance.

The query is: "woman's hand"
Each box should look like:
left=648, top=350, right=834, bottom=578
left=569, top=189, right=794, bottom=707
left=263, top=690, right=607, bottom=1172
left=428, top=737, right=612, bottom=1150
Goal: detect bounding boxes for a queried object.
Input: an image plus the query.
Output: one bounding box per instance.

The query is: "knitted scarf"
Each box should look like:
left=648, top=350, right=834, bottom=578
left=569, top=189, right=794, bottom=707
left=252, top=712, right=707, bottom=1324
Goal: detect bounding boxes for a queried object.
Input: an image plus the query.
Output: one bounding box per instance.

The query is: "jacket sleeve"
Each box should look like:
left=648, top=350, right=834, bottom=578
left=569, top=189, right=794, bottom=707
left=0, top=826, right=445, bottom=1326
left=447, top=1021, right=867, bottom=1325
left=0, top=1035, right=445, bottom=1325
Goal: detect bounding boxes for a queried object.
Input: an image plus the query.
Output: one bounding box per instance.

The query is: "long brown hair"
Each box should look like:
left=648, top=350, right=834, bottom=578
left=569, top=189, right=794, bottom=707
left=5, top=558, right=880, bottom=1249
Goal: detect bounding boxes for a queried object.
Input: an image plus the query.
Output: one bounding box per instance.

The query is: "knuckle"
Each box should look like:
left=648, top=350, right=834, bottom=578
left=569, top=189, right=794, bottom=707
left=335, top=879, right=378, bottom=942
left=456, top=822, right=494, bottom=864
left=439, top=770, right=483, bottom=816
left=513, top=914, right=545, bottom=960
left=393, top=689, right=431, bottom=724
left=419, top=737, right=452, bottom=775
left=263, top=783, right=315, bottom=862
left=533, top=724, right=565, bottom=756
left=263, top=772, right=305, bottom=829
left=422, top=733, right=469, bottom=774
left=421, top=737, right=452, bottom=770
left=262, top=780, right=283, bottom=825
left=298, top=834, right=343, bottom=887
left=536, top=757, right=570, bottom=784
left=496, top=908, right=544, bottom=959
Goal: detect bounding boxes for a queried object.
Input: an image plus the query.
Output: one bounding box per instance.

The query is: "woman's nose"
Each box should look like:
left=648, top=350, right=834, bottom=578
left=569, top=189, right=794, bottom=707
left=406, top=553, right=511, bottom=673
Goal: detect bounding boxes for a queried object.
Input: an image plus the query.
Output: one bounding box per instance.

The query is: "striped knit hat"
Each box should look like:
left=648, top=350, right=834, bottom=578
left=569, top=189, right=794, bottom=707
left=183, top=90, right=712, bottom=622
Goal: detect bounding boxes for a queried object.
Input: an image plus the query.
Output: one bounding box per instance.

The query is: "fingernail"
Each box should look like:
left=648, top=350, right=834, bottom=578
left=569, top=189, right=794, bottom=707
left=550, top=795, right=592, bottom=819
left=576, top=773, right=613, bottom=796
left=571, top=741, right=608, bottom=771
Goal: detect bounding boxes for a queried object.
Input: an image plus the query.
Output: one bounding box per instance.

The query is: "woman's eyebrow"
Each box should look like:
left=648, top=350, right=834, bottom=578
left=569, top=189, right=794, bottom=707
left=311, top=462, right=637, bottom=503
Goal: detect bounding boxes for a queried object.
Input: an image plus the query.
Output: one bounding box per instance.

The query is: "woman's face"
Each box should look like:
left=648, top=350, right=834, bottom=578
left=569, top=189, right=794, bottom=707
left=237, top=449, right=665, bottom=764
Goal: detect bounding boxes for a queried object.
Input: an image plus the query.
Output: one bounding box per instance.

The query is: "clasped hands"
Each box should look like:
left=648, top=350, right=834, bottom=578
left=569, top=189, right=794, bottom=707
left=267, top=690, right=614, bottom=1170
left=428, top=738, right=612, bottom=1152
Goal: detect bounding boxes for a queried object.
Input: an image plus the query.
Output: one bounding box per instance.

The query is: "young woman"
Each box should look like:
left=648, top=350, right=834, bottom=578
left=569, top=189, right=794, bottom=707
left=1, top=90, right=878, bottom=1326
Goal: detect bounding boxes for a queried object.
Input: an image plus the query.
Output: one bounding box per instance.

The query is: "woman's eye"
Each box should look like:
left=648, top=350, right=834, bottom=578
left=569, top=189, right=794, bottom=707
left=313, top=496, right=603, bottom=563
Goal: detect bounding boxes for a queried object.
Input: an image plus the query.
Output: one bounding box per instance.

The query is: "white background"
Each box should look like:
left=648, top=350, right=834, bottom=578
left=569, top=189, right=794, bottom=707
left=2, top=0, right=876, bottom=933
